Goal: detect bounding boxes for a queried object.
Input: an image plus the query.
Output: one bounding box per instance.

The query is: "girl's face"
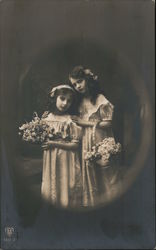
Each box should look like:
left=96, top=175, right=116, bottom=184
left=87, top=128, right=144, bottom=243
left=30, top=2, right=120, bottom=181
left=56, top=92, right=73, bottom=113
left=70, top=77, right=87, bottom=94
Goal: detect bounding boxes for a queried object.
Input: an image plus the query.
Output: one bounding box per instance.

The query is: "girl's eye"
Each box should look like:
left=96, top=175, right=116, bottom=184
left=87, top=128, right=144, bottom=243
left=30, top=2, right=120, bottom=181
left=73, top=83, right=77, bottom=88
left=60, top=96, right=65, bottom=101
left=77, top=79, right=82, bottom=84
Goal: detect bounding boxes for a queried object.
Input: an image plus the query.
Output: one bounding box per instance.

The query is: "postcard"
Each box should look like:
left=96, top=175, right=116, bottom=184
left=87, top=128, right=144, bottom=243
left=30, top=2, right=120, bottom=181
left=0, top=0, right=155, bottom=249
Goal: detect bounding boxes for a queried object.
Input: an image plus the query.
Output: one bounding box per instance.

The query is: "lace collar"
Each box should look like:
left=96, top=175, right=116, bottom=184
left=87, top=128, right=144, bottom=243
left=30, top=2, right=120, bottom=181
left=45, top=113, right=72, bottom=123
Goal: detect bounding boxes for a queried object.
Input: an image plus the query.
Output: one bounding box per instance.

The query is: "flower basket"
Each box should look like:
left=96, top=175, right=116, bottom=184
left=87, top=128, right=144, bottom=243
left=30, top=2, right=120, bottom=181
left=96, top=158, right=110, bottom=167
left=85, top=137, right=122, bottom=168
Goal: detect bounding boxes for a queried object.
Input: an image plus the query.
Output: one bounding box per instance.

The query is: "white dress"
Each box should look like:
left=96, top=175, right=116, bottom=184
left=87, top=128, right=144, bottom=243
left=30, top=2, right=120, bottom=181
left=79, top=94, right=114, bottom=206
left=41, top=113, right=82, bottom=208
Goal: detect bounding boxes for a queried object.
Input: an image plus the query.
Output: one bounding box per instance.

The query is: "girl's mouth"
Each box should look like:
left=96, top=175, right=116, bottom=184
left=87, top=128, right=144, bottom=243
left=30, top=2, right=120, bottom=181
left=78, top=88, right=83, bottom=92
left=60, top=106, right=67, bottom=110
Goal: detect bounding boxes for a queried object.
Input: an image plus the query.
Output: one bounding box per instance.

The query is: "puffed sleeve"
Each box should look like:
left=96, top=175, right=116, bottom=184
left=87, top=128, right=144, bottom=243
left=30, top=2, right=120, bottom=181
left=99, top=101, right=114, bottom=120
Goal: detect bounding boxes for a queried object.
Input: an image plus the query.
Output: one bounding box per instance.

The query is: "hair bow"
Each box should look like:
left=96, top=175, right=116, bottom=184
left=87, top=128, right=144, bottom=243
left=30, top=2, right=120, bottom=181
left=84, top=68, right=98, bottom=80
left=50, top=84, right=74, bottom=97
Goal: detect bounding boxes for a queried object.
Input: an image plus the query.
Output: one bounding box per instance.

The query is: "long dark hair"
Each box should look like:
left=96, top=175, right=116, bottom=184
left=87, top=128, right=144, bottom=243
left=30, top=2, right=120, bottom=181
left=47, top=87, right=77, bottom=115
left=69, top=65, right=102, bottom=105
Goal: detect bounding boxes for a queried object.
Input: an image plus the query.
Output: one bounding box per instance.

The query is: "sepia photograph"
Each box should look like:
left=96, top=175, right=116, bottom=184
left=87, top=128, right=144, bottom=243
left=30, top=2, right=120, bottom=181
left=0, top=0, right=155, bottom=249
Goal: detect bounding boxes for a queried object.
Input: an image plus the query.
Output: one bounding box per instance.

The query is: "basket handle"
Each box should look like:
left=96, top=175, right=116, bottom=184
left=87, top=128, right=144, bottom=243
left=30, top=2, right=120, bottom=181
left=92, top=121, right=100, bottom=145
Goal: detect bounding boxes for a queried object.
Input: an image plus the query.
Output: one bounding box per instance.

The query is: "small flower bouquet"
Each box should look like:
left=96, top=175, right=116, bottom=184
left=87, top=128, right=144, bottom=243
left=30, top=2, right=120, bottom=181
left=18, top=112, right=54, bottom=144
left=19, top=112, right=73, bottom=144
left=85, top=137, right=121, bottom=167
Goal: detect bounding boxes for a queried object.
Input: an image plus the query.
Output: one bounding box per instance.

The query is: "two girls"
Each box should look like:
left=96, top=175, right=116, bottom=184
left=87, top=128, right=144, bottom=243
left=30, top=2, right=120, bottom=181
left=41, top=66, right=115, bottom=208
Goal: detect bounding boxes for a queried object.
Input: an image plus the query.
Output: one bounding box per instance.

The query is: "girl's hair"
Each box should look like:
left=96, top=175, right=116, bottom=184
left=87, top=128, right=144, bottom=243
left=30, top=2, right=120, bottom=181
left=47, top=87, right=77, bottom=115
left=69, top=65, right=102, bottom=104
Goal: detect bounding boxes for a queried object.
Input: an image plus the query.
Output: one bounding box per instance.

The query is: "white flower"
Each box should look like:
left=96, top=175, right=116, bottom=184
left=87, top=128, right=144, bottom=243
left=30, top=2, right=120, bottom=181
left=19, top=124, right=28, bottom=130
left=84, top=69, right=92, bottom=75
left=93, top=75, right=98, bottom=80
left=85, top=137, right=121, bottom=162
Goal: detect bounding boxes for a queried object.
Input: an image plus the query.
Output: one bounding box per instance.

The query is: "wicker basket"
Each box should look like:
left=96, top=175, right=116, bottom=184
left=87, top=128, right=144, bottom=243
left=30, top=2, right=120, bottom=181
left=96, top=157, right=110, bottom=167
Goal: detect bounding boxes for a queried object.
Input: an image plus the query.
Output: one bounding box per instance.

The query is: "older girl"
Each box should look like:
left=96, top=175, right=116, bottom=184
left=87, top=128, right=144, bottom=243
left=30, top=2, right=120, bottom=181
left=69, top=66, right=114, bottom=207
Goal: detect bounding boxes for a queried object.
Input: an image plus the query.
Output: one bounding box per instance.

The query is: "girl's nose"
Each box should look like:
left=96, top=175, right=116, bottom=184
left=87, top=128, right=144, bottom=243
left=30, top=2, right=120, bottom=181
left=77, top=84, right=81, bottom=89
left=63, top=100, right=67, bottom=106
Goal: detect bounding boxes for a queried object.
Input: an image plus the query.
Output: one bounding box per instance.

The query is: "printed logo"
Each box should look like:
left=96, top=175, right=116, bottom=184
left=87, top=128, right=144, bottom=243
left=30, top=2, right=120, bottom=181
left=5, top=227, right=15, bottom=238
left=3, top=226, right=17, bottom=242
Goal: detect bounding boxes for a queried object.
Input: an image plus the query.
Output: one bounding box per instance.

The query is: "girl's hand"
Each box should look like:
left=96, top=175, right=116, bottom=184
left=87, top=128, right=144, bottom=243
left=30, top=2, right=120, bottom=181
left=42, top=141, right=52, bottom=150
left=72, top=116, right=94, bottom=127
left=42, top=140, right=78, bottom=150
left=72, top=117, right=84, bottom=125
left=98, top=120, right=112, bottom=128
left=71, top=115, right=79, bottom=124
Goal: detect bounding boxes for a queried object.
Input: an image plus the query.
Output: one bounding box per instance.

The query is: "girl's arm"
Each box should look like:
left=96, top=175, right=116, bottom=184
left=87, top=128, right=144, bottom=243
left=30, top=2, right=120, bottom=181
left=97, top=120, right=112, bottom=128
left=42, top=140, right=79, bottom=150
left=50, top=141, right=79, bottom=150
left=76, top=119, right=95, bottom=127
left=77, top=120, right=112, bottom=128
left=72, top=116, right=111, bottom=128
left=71, top=116, right=95, bottom=127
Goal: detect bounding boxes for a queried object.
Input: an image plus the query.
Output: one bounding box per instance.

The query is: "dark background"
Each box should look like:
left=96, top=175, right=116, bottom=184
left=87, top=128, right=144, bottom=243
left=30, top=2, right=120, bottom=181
left=0, top=0, right=155, bottom=249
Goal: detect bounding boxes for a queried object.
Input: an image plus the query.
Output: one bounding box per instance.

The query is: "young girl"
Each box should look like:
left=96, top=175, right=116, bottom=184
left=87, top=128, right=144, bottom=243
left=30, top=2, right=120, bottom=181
left=69, top=66, right=115, bottom=207
left=41, top=85, right=82, bottom=208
